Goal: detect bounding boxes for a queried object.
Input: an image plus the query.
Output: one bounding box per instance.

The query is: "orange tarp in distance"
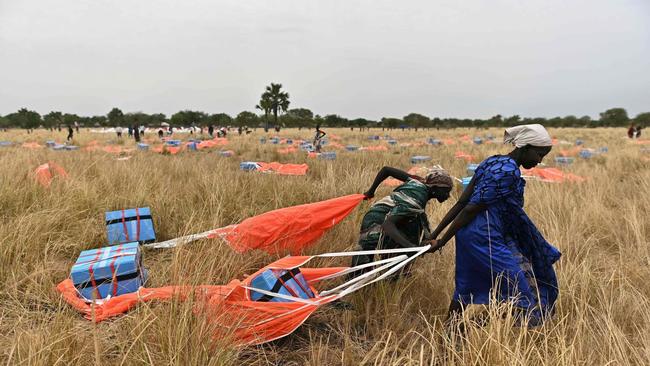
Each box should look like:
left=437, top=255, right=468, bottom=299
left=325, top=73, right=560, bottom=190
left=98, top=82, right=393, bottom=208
left=361, top=145, right=388, bottom=152
left=522, top=167, right=585, bottom=183
left=208, top=194, right=365, bottom=254
left=22, top=142, right=43, bottom=149
left=278, top=146, right=297, bottom=154
left=256, top=162, right=308, bottom=176
left=455, top=151, right=475, bottom=162
left=34, top=162, right=67, bottom=187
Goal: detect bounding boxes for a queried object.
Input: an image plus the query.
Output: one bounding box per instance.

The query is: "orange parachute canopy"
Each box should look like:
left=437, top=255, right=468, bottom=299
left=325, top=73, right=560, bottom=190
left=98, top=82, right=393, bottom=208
left=455, top=151, right=475, bottom=162
left=442, top=138, right=456, bottom=145
left=256, top=162, right=308, bottom=176
left=361, top=145, right=388, bottom=152
left=384, top=167, right=424, bottom=187
left=22, top=142, right=44, bottom=149
left=56, top=256, right=346, bottom=345
left=208, top=194, right=364, bottom=254
left=34, top=162, right=67, bottom=187
left=559, top=147, right=581, bottom=157
left=522, top=167, right=585, bottom=183
left=278, top=146, right=297, bottom=154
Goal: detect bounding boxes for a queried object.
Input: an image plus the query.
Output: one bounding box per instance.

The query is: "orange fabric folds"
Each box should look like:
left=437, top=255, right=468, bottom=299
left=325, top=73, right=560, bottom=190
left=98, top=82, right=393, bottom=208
left=34, top=162, right=67, bottom=187
left=208, top=194, right=365, bottom=254
left=57, top=256, right=347, bottom=346
left=522, top=167, right=585, bottom=183
left=256, top=162, right=308, bottom=176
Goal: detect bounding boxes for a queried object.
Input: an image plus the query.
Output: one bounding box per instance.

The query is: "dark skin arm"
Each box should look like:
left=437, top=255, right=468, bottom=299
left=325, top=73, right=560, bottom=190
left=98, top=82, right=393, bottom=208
left=381, top=215, right=419, bottom=248
left=430, top=174, right=479, bottom=239
left=363, top=166, right=417, bottom=199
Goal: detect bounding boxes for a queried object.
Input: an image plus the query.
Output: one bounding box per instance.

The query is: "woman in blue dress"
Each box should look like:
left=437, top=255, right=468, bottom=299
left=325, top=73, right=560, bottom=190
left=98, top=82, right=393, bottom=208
left=430, top=124, right=561, bottom=326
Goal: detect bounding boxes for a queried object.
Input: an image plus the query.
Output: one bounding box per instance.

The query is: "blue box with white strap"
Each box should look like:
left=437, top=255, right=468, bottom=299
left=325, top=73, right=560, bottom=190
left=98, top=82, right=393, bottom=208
left=70, top=242, right=147, bottom=300
left=105, top=207, right=156, bottom=245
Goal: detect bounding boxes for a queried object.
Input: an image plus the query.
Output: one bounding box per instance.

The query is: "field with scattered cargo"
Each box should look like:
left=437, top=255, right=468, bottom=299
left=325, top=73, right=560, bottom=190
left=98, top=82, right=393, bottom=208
left=1, top=127, right=649, bottom=365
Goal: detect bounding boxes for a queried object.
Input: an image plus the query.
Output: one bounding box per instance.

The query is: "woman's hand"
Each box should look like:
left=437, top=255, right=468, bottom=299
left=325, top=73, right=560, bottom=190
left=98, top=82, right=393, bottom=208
left=363, top=191, right=374, bottom=200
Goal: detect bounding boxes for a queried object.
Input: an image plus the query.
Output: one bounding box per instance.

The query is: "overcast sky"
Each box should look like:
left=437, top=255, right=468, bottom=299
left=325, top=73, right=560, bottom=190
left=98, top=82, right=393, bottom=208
left=1, top=0, right=648, bottom=120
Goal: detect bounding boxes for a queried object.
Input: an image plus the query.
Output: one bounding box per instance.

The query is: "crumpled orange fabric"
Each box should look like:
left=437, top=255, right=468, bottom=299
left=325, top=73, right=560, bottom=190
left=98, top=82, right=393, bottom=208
left=34, top=162, right=67, bottom=187
left=56, top=256, right=347, bottom=346
left=22, top=142, right=43, bottom=149
left=522, top=167, right=585, bottom=183
left=455, top=151, right=475, bottom=162
left=208, top=194, right=365, bottom=254
left=256, top=162, right=308, bottom=176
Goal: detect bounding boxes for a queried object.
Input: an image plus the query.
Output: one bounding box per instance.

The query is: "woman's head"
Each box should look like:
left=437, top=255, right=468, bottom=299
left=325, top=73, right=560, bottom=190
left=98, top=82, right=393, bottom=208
left=504, top=124, right=553, bottom=168
left=421, top=170, right=454, bottom=202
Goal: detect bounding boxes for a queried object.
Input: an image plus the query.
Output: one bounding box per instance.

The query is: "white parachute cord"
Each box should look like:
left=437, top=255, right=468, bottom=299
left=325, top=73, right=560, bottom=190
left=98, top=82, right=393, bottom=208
left=318, top=255, right=407, bottom=297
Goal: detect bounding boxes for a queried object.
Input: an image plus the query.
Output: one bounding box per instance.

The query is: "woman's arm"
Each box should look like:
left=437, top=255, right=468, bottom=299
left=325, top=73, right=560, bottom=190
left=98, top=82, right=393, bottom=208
left=381, top=215, right=418, bottom=248
left=429, top=175, right=478, bottom=239
left=433, top=203, right=487, bottom=251
left=363, top=166, right=413, bottom=198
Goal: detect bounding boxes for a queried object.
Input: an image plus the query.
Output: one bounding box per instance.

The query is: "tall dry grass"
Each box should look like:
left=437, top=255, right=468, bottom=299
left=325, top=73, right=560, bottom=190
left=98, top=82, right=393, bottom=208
left=0, top=127, right=648, bottom=365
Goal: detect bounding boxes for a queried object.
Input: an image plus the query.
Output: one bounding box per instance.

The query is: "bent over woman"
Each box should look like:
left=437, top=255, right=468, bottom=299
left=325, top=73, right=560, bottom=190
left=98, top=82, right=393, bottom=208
left=431, top=124, right=561, bottom=326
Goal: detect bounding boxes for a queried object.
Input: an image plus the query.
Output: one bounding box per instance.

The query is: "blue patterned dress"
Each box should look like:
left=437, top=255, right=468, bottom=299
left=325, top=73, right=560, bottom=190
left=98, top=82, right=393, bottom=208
left=454, top=155, right=561, bottom=325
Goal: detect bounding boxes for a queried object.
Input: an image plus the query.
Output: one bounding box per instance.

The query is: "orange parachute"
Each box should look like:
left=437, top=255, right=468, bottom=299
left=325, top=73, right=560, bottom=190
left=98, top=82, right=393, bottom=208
left=34, top=162, right=68, bottom=187
left=360, top=145, right=388, bottom=152
left=147, top=194, right=365, bottom=254
left=22, top=142, right=44, bottom=149
left=256, top=162, right=308, bottom=176
left=57, top=247, right=429, bottom=345
left=455, top=151, right=475, bottom=162
left=522, top=167, right=585, bottom=183
left=278, top=146, right=297, bottom=154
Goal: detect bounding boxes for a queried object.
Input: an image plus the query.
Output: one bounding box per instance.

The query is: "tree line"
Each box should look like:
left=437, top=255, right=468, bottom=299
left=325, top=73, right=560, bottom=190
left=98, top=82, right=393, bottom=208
left=0, top=82, right=647, bottom=130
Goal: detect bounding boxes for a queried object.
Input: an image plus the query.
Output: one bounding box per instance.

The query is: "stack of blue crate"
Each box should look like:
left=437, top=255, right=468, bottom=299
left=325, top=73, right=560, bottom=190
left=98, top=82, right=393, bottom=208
left=137, top=143, right=149, bottom=151
left=240, top=161, right=260, bottom=171
left=318, top=152, right=337, bottom=160
left=410, top=155, right=431, bottom=164
left=70, top=242, right=148, bottom=301
left=105, top=207, right=156, bottom=245
left=555, top=156, right=574, bottom=165
left=345, top=145, right=359, bottom=151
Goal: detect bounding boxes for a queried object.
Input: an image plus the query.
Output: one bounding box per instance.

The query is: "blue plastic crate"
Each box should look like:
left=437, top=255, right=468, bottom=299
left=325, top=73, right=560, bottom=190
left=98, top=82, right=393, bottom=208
left=240, top=161, right=260, bottom=171
left=137, top=143, right=149, bottom=151
left=52, top=144, right=66, bottom=150
left=467, top=164, right=479, bottom=176
left=345, top=145, right=359, bottom=151
left=219, top=150, right=233, bottom=157
left=45, top=140, right=56, bottom=147
left=270, top=138, right=280, bottom=144
left=427, top=138, right=441, bottom=145
left=473, top=137, right=483, bottom=145
left=0, top=141, right=12, bottom=147
left=411, top=155, right=431, bottom=164
left=462, top=177, right=472, bottom=191
left=555, top=156, right=574, bottom=165
left=575, top=139, right=584, bottom=146
left=165, top=140, right=181, bottom=146
left=105, top=207, right=156, bottom=245
left=286, top=139, right=293, bottom=145
left=64, top=145, right=79, bottom=151
left=599, top=147, right=608, bottom=153
left=70, top=242, right=147, bottom=300
left=300, top=143, right=314, bottom=152
left=318, top=152, right=337, bottom=160
left=187, top=142, right=198, bottom=151
left=320, top=139, right=328, bottom=146
left=259, top=138, right=267, bottom=144
left=579, top=149, right=593, bottom=159
left=388, top=140, right=397, bottom=145
left=368, top=135, right=380, bottom=140
left=249, top=268, right=314, bottom=303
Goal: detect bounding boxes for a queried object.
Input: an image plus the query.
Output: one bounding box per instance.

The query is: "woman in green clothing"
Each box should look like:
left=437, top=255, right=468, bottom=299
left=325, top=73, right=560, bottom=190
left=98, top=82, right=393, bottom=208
left=351, top=166, right=453, bottom=274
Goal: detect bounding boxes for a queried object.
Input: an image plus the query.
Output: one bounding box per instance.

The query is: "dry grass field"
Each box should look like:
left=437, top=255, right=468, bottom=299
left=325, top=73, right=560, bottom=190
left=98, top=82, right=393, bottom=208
left=1, top=127, right=649, bottom=365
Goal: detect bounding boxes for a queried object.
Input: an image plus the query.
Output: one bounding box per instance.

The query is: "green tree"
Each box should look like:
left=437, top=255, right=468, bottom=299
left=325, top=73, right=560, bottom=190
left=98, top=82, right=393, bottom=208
left=256, top=96, right=272, bottom=131
left=170, top=110, right=207, bottom=126
left=323, top=114, right=348, bottom=127
left=0, top=115, right=9, bottom=129
left=634, top=112, right=650, bottom=127
left=43, top=111, right=63, bottom=129
left=7, top=108, right=41, bottom=129
left=283, top=108, right=314, bottom=127
left=107, top=107, right=125, bottom=126
left=403, top=113, right=430, bottom=129
left=599, top=108, right=629, bottom=127
left=380, top=117, right=402, bottom=129
left=261, top=83, right=290, bottom=130
left=235, top=111, right=258, bottom=127
left=63, top=113, right=79, bottom=126
left=209, top=113, right=232, bottom=126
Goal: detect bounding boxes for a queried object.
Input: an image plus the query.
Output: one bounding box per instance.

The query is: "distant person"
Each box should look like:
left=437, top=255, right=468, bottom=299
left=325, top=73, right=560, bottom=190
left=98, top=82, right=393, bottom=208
left=208, top=125, right=214, bottom=137
left=635, top=126, right=643, bottom=138
left=628, top=125, right=636, bottom=139
left=74, top=122, right=79, bottom=133
left=116, top=126, right=123, bottom=138
left=158, top=129, right=164, bottom=139
left=140, top=125, right=145, bottom=136
left=275, top=125, right=281, bottom=133
left=67, top=125, right=74, bottom=141
left=238, top=126, right=243, bottom=135
left=134, top=126, right=141, bottom=143
left=313, top=124, right=326, bottom=153
left=128, top=126, right=133, bottom=137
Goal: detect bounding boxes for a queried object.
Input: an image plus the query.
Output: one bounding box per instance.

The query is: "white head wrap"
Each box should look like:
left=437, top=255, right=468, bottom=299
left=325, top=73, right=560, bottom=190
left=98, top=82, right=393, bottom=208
left=503, top=124, right=552, bottom=148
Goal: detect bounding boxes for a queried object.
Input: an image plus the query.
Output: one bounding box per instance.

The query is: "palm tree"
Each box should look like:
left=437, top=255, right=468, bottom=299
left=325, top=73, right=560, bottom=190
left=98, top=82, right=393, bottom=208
left=256, top=95, right=272, bottom=132
left=263, top=83, right=290, bottom=131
